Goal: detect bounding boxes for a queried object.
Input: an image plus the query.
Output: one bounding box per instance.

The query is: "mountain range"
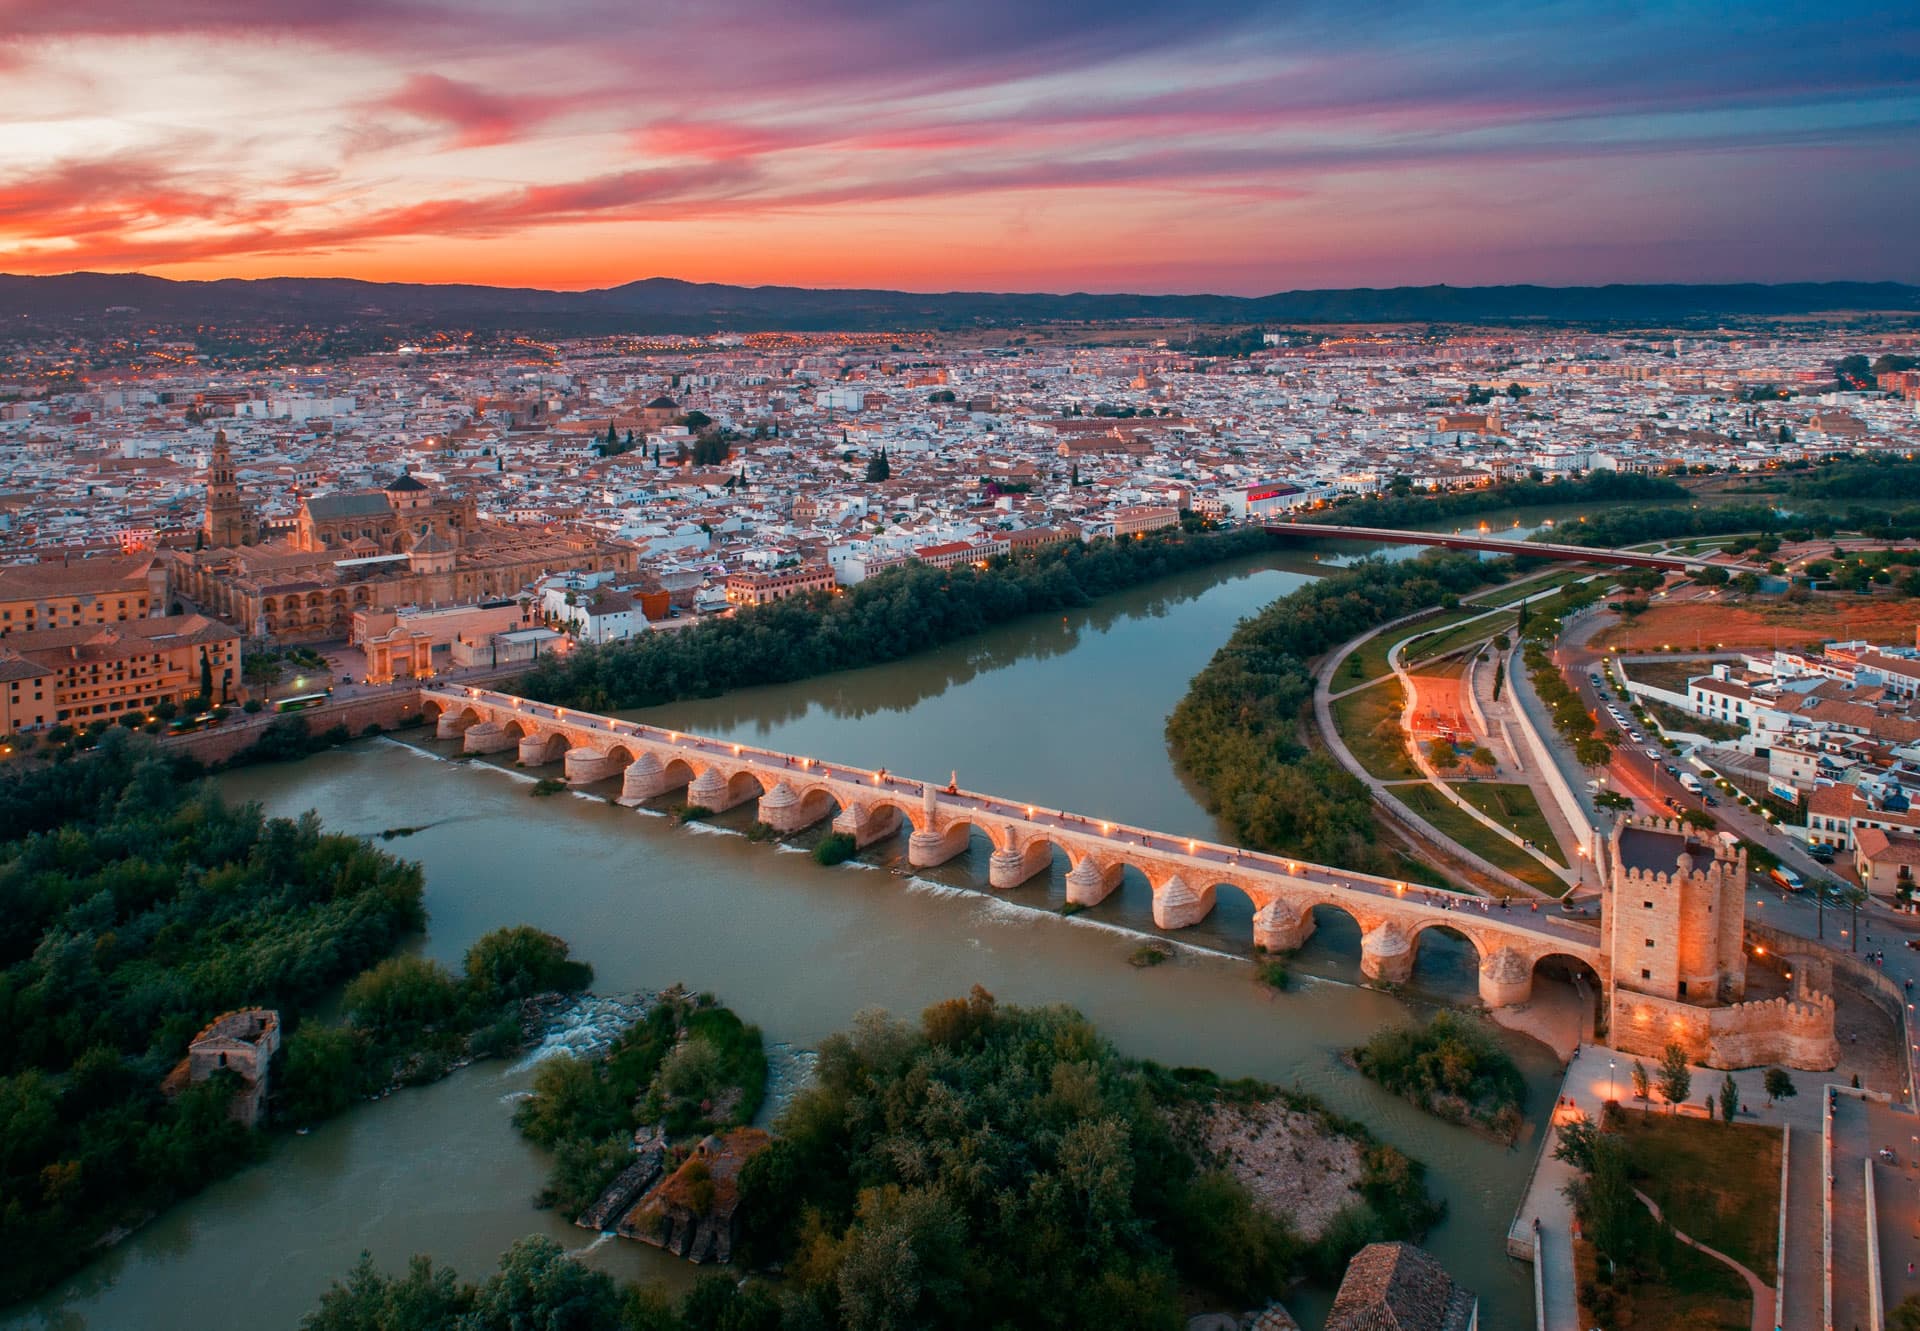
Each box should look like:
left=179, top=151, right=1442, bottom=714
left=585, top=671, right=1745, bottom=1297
left=3, top=272, right=1917, bottom=335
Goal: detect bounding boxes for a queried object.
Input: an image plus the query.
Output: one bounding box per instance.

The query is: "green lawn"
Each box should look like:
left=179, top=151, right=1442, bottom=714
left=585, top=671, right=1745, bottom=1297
left=1391, top=608, right=1485, bottom=671
left=1464, top=563, right=1595, bottom=606
left=1620, top=656, right=1720, bottom=694
left=1394, top=784, right=1569, bottom=895
left=1574, top=1233, right=1751, bottom=1331
left=1451, top=782, right=1569, bottom=867
left=1404, top=610, right=1507, bottom=666
left=1640, top=696, right=1745, bottom=744
left=1342, top=610, right=1443, bottom=685
left=1331, top=679, right=1418, bottom=781
left=1620, top=1113, right=1783, bottom=1283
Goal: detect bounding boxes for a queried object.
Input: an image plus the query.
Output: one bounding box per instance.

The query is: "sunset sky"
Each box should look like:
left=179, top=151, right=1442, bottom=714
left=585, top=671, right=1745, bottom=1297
left=2, top=0, right=1916, bottom=294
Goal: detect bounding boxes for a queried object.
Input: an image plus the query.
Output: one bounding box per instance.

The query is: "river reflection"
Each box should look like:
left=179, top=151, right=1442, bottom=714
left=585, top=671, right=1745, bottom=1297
left=10, top=541, right=1569, bottom=1331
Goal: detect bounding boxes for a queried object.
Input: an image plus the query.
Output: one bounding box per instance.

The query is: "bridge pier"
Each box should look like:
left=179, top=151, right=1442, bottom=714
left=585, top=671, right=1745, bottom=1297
left=461, top=721, right=516, bottom=755
left=989, top=840, right=1054, bottom=890
left=1253, top=898, right=1314, bottom=953
left=1361, top=923, right=1414, bottom=985
left=1065, top=857, right=1124, bottom=908
left=908, top=822, right=971, bottom=868
left=1478, top=947, right=1533, bottom=1008
left=618, top=752, right=684, bottom=804
left=517, top=733, right=557, bottom=766
left=436, top=710, right=473, bottom=740
left=687, top=768, right=753, bottom=812
left=834, top=803, right=901, bottom=848
left=1152, top=874, right=1216, bottom=929
left=757, top=782, right=831, bottom=835
left=565, top=747, right=623, bottom=785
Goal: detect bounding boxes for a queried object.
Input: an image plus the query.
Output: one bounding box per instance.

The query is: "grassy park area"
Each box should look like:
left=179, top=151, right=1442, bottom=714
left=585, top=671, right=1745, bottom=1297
left=1572, top=1112, right=1783, bottom=1331
left=1621, top=1113, right=1782, bottom=1283
left=1395, top=784, right=1568, bottom=895
left=1331, top=679, right=1418, bottom=780
left=1340, top=609, right=1447, bottom=685
left=1452, top=782, right=1568, bottom=867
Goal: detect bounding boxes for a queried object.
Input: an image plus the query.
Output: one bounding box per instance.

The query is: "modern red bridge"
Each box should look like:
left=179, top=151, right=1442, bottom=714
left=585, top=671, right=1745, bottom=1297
left=1263, top=521, right=1739, bottom=572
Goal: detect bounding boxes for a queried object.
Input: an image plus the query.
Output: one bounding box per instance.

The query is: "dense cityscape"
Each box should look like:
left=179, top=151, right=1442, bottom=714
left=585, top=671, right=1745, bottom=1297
left=6, top=0, right=1920, bottom=1328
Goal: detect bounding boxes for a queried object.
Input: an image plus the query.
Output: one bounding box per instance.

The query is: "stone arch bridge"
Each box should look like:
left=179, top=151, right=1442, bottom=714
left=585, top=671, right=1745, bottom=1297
left=425, top=686, right=1606, bottom=1008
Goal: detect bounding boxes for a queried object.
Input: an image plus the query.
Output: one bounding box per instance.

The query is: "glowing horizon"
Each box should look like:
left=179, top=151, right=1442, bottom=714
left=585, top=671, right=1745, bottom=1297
left=2, top=1, right=1917, bottom=295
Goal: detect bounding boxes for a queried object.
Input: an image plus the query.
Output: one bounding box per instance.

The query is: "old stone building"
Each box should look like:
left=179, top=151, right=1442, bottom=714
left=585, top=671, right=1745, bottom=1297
left=1325, top=1241, right=1478, bottom=1331
left=163, top=1008, right=281, bottom=1127
left=1600, top=816, right=1837, bottom=1070
left=618, top=1128, right=771, bottom=1263
left=173, top=466, right=635, bottom=643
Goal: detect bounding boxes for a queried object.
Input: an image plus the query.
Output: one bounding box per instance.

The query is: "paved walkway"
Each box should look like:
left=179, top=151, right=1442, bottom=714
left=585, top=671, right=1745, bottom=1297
left=1783, top=1121, right=1826, bottom=1331
left=1831, top=1094, right=1874, bottom=1331
left=1634, top=1189, right=1774, bottom=1331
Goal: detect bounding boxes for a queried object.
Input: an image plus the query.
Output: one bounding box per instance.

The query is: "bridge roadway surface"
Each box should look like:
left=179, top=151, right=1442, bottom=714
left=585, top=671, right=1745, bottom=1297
left=1264, top=521, right=1743, bottom=572
left=425, top=684, right=1603, bottom=1001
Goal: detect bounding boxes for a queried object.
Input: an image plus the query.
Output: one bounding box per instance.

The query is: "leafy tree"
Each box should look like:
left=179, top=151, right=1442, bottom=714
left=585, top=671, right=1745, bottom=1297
left=343, top=956, right=462, bottom=1036
left=1630, top=1059, right=1650, bottom=1114
left=1657, top=1043, right=1692, bottom=1110
left=1764, top=1067, right=1796, bottom=1106
left=1425, top=738, right=1457, bottom=769
left=863, top=449, right=891, bottom=483
left=464, top=926, right=593, bottom=1005
left=1718, top=1073, right=1739, bottom=1122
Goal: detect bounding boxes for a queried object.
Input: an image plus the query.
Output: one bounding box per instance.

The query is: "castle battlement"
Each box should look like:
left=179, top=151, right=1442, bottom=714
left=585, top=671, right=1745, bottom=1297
left=1603, top=813, right=1835, bottom=1071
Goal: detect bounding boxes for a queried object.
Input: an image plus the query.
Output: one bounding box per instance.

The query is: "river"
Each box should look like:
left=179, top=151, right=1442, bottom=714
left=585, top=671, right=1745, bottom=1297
left=12, top=539, right=1574, bottom=1331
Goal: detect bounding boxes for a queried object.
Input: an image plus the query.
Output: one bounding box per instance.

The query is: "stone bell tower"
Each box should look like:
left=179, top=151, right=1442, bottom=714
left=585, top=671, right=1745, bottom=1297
left=203, top=429, right=248, bottom=548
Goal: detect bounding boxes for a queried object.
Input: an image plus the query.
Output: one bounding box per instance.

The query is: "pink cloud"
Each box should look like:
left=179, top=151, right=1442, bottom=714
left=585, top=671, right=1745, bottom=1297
left=370, top=74, right=583, bottom=148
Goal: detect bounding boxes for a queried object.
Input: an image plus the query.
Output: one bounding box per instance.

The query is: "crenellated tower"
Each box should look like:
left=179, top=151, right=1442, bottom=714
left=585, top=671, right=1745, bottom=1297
left=1603, top=815, right=1747, bottom=1005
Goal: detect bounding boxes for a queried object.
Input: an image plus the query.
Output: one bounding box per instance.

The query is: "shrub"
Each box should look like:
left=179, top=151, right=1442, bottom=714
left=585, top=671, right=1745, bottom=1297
left=812, top=831, right=857, bottom=864
left=344, top=955, right=463, bottom=1034
left=464, top=926, right=593, bottom=1004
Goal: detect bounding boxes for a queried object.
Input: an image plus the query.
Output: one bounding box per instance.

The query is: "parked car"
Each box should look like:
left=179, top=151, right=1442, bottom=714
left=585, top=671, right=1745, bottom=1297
left=1645, top=747, right=1664, bottom=761
left=1809, top=843, right=1836, bottom=863
left=1703, top=794, right=1719, bottom=807
left=1664, top=764, right=1682, bottom=778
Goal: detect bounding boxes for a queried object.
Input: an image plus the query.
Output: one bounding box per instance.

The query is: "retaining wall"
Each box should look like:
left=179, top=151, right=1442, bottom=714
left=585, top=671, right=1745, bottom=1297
left=1504, top=643, right=1599, bottom=864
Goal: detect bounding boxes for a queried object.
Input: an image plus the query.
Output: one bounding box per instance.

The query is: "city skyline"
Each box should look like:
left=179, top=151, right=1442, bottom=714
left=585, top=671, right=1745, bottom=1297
left=3, top=0, right=1918, bottom=293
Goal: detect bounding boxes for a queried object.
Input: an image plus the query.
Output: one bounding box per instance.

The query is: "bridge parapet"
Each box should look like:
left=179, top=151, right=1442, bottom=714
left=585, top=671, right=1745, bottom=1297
left=420, top=686, right=1604, bottom=998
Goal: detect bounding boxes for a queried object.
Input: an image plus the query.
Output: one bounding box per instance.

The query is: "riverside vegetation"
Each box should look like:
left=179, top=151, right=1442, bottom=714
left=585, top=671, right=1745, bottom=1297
left=517, top=521, right=1276, bottom=711
left=0, top=732, right=593, bottom=1304
left=515, top=990, right=767, bottom=1217
left=1352, top=1013, right=1529, bottom=1141
left=305, top=987, right=1442, bottom=1331
left=1166, top=552, right=1510, bottom=872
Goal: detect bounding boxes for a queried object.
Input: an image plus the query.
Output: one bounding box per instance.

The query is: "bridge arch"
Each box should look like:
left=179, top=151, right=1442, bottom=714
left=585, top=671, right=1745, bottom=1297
left=522, top=730, right=572, bottom=766
left=855, top=793, right=929, bottom=838
left=1529, top=952, right=1606, bottom=1034
left=1408, top=917, right=1492, bottom=967
left=725, top=768, right=774, bottom=804
left=1404, top=919, right=1488, bottom=999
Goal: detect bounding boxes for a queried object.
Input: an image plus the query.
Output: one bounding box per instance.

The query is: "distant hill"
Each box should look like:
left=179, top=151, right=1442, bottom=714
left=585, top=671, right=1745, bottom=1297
left=2, top=272, right=1916, bottom=335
